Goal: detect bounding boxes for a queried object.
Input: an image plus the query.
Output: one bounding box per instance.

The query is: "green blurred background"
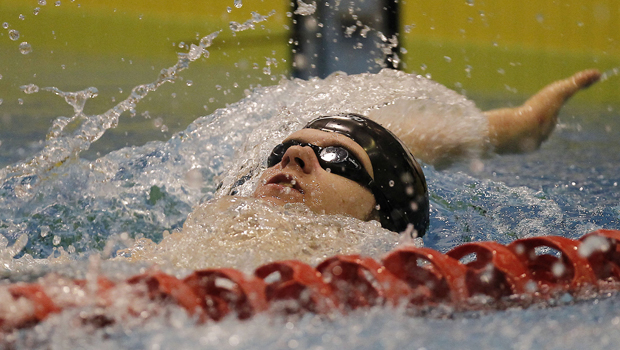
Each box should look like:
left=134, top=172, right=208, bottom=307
left=0, top=0, right=618, bottom=164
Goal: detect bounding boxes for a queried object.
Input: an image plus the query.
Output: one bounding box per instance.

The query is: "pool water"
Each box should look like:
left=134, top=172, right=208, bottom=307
left=2, top=3, right=620, bottom=349
left=1, top=70, right=619, bottom=349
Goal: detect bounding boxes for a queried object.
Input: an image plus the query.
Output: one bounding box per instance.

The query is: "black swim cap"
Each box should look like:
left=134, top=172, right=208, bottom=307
left=304, top=114, right=429, bottom=237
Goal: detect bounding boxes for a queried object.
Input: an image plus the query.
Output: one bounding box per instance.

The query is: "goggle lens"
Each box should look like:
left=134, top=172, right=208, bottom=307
left=267, top=141, right=373, bottom=187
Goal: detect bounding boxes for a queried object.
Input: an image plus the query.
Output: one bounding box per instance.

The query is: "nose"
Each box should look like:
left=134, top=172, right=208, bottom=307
left=280, top=145, right=319, bottom=174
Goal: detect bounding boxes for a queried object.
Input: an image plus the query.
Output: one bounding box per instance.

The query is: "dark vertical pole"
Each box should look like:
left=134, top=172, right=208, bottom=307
left=291, top=0, right=400, bottom=79
left=383, top=0, right=400, bottom=70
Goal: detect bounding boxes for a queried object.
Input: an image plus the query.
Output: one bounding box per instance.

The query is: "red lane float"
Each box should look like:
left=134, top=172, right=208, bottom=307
left=447, top=241, right=532, bottom=298
left=2, top=229, right=620, bottom=332
left=184, top=268, right=268, bottom=321
left=255, top=260, right=338, bottom=314
left=383, top=247, right=468, bottom=304
left=317, top=255, right=413, bottom=309
left=507, top=236, right=597, bottom=292
left=6, top=284, right=60, bottom=327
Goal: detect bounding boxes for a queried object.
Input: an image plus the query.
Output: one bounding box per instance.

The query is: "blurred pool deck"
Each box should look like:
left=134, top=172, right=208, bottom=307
left=0, top=0, right=618, bottom=165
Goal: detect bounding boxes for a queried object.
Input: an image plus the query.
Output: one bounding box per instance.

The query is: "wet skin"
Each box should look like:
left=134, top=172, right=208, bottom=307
left=252, top=129, right=376, bottom=221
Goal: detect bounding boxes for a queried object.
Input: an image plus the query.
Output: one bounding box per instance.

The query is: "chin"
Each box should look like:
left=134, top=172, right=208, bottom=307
left=253, top=187, right=305, bottom=207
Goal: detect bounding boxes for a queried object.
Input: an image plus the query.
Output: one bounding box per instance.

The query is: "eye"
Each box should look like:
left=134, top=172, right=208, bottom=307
left=267, top=143, right=289, bottom=167
left=320, top=146, right=349, bottom=163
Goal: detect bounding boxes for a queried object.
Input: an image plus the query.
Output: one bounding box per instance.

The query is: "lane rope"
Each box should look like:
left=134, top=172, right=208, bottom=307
left=2, top=229, right=620, bottom=331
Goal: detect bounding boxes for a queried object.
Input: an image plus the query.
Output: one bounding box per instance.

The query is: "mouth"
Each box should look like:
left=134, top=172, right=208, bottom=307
left=266, top=173, right=304, bottom=194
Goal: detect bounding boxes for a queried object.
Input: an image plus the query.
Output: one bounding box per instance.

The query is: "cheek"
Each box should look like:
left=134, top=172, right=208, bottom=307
left=308, top=176, right=375, bottom=219
left=252, top=167, right=279, bottom=195
left=252, top=171, right=268, bottom=193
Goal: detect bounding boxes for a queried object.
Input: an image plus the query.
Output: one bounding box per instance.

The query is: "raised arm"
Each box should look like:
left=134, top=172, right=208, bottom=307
left=367, top=69, right=601, bottom=167
left=486, top=69, right=601, bottom=153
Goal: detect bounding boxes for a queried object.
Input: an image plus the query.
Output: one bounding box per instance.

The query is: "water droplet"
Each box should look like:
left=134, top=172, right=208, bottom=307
left=55, top=0, right=61, bottom=6
left=578, top=235, right=610, bottom=258
left=551, top=261, right=566, bottom=277
left=388, top=180, right=395, bottom=187
left=294, top=0, right=317, bottom=16
left=153, top=117, right=164, bottom=128
left=536, top=13, right=544, bottom=23
left=234, top=0, right=242, bottom=8
left=38, top=0, right=47, bottom=5
left=186, top=80, right=193, bottom=87
left=465, top=0, right=474, bottom=5
left=2, top=22, right=9, bottom=29
left=188, top=44, right=202, bottom=60
left=19, top=14, right=25, bottom=20
left=17, top=98, right=23, bottom=105
left=19, top=42, right=32, bottom=54
left=524, top=280, right=538, bottom=293
left=0, top=99, right=3, bottom=106
left=9, top=29, right=20, bottom=41
left=53, top=235, right=61, bottom=245
left=20, top=83, right=39, bottom=94
left=227, top=6, right=232, bottom=13
left=33, top=7, right=40, bottom=15
left=444, top=56, right=452, bottom=63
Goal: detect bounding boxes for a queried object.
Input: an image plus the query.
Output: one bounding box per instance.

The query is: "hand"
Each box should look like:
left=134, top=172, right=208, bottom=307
left=486, top=69, right=601, bottom=153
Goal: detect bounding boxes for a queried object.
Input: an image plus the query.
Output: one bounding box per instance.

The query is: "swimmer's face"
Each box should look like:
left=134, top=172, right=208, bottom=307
left=253, top=129, right=376, bottom=221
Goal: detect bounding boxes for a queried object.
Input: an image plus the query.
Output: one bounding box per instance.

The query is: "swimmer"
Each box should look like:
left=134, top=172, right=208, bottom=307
left=122, top=69, right=601, bottom=270
left=252, top=69, right=601, bottom=237
left=253, top=114, right=429, bottom=237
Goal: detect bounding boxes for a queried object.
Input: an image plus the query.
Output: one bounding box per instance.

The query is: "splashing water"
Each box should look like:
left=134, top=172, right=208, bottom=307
left=1, top=6, right=619, bottom=350
left=118, top=197, right=400, bottom=273
left=601, top=67, right=620, bottom=81
left=295, top=0, right=317, bottom=16
left=0, top=30, right=221, bottom=204
left=229, top=11, right=274, bottom=33
left=0, top=62, right=488, bottom=273
left=2, top=66, right=615, bottom=271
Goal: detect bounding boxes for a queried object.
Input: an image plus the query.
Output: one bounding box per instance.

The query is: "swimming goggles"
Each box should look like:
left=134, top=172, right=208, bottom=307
left=267, top=140, right=374, bottom=188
